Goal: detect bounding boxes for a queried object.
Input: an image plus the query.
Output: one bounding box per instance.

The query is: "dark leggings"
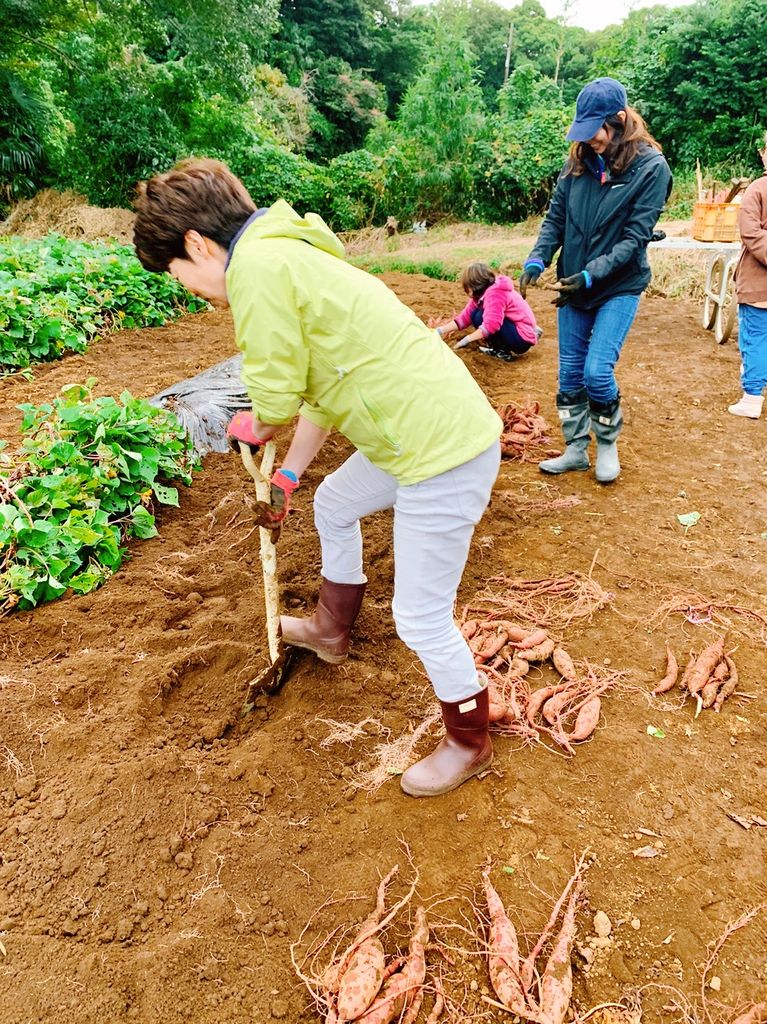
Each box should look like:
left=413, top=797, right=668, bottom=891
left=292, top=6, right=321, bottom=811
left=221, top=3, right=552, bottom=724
left=471, top=309, right=533, bottom=355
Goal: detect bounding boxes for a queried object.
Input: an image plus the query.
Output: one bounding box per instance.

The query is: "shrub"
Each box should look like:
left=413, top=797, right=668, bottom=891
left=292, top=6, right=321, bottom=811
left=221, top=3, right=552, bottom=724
left=0, top=382, right=197, bottom=612
left=0, top=236, right=206, bottom=371
left=326, top=150, right=385, bottom=230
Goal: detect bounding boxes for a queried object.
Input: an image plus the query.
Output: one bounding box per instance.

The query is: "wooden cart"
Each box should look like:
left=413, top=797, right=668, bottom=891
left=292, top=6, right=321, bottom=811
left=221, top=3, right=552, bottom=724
left=702, top=245, right=741, bottom=344
left=649, top=237, right=741, bottom=345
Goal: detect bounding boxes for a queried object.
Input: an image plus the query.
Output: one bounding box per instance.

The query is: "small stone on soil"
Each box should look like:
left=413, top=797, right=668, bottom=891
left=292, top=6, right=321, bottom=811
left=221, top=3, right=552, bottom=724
left=593, top=910, right=612, bottom=937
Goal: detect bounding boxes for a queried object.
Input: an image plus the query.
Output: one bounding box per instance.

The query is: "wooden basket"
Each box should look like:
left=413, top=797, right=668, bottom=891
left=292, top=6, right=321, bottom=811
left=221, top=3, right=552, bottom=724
left=692, top=201, right=740, bottom=243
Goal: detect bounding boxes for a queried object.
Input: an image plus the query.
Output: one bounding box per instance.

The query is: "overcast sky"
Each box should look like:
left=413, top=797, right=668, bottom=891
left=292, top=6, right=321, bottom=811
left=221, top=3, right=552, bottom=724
left=415, top=0, right=696, bottom=33
left=496, top=0, right=694, bottom=32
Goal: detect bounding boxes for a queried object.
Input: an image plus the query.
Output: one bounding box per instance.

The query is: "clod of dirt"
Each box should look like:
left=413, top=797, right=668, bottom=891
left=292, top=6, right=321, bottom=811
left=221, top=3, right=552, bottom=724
left=14, top=777, right=37, bottom=799
left=50, top=800, right=67, bottom=820
left=593, top=910, right=612, bottom=937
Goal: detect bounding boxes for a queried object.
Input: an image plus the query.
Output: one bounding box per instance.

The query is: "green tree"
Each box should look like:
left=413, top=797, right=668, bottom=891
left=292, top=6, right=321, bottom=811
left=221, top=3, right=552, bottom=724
left=476, top=65, right=570, bottom=221
left=0, top=0, right=82, bottom=206
left=369, top=24, right=486, bottom=219
left=605, top=0, right=767, bottom=168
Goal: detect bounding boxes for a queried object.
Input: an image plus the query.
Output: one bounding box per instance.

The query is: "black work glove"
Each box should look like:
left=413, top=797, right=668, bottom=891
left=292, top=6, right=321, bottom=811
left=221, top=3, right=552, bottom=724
left=651, top=229, right=666, bottom=242
left=518, top=264, right=543, bottom=298
left=552, top=272, right=589, bottom=307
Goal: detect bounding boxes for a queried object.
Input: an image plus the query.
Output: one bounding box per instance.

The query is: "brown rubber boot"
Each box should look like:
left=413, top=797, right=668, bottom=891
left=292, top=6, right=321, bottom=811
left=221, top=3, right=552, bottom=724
left=280, top=578, right=366, bottom=664
left=400, top=686, right=493, bottom=797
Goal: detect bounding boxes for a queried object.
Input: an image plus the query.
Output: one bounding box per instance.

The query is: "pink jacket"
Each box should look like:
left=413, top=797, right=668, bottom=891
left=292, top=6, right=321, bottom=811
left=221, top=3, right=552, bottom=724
left=454, top=275, right=539, bottom=344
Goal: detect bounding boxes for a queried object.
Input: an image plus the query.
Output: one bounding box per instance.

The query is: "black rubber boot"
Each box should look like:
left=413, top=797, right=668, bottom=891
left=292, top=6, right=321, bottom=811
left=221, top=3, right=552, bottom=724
left=539, top=388, right=591, bottom=474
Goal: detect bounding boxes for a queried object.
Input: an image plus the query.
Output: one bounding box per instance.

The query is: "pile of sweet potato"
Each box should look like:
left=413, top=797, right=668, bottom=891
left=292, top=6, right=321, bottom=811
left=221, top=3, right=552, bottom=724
left=653, top=635, right=739, bottom=714
left=463, top=617, right=613, bottom=752
left=497, top=400, right=561, bottom=463
left=482, top=857, right=586, bottom=1024
left=296, top=865, right=443, bottom=1024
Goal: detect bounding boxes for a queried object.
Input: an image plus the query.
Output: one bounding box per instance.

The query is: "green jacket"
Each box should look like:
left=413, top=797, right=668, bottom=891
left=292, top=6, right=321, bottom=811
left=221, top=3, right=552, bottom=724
left=226, top=200, right=501, bottom=485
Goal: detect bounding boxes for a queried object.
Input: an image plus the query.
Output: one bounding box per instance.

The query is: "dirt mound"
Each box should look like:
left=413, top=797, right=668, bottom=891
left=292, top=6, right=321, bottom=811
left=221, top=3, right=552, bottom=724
left=0, top=188, right=134, bottom=244
left=1, top=277, right=766, bottom=1023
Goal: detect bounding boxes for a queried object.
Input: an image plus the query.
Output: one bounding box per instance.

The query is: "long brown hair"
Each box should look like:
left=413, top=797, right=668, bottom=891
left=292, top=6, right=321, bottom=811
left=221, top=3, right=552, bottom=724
left=566, top=106, right=662, bottom=177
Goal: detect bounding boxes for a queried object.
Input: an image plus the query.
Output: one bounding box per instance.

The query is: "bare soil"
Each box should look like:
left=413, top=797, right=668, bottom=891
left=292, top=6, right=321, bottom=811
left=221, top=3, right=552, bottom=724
left=1, top=274, right=766, bottom=1024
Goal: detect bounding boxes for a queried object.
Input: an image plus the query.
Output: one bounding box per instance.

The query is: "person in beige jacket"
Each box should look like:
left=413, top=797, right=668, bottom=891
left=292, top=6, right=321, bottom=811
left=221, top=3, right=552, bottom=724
left=730, top=132, right=767, bottom=418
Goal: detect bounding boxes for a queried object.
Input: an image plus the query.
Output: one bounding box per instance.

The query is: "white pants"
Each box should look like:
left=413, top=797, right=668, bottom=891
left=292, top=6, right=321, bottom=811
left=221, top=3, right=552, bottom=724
left=313, top=442, right=500, bottom=702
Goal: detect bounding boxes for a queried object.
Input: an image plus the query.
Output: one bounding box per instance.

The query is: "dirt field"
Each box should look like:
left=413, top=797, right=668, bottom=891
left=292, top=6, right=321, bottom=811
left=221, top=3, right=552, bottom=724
left=1, top=274, right=766, bottom=1024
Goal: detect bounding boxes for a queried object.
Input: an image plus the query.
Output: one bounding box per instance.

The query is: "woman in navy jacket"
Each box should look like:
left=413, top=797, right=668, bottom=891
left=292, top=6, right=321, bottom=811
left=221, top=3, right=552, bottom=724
left=520, top=78, right=672, bottom=483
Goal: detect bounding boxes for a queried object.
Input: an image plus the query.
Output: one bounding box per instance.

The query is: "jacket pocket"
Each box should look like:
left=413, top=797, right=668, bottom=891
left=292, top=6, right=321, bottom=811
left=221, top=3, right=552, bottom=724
left=356, top=388, right=402, bottom=456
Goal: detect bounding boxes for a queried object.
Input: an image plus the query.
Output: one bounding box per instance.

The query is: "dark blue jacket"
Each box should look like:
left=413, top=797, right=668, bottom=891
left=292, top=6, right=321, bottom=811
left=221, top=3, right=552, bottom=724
left=528, top=144, right=672, bottom=310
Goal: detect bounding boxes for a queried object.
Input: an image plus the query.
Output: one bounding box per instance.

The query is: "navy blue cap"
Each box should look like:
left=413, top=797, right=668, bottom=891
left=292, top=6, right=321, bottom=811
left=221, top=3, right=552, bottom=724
left=567, top=77, right=628, bottom=143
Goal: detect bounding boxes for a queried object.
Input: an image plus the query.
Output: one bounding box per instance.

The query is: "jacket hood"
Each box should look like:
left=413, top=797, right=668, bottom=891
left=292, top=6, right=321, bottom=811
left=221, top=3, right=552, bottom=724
left=245, top=198, right=345, bottom=259
left=491, top=274, right=514, bottom=297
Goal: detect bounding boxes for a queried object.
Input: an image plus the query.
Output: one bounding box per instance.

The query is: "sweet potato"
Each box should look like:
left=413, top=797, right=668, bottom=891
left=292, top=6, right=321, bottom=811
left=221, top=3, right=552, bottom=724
left=474, top=630, right=509, bottom=664
left=424, top=981, right=445, bottom=1024
left=526, top=685, right=557, bottom=727
left=713, top=655, right=738, bottom=712
left=336, top=941, right=386, bottom=1020
left=539, top=885, right=580, bottom=1024
left=488, top=680, right=509, bottom=724
left=679, top=652, right=697, bottom=691
left=652, top=644, right=678, bottom=695
left=482, top=870, right=526, bottom=1015
left=517, top=638, right=556, bottom=663
left=330, top=865, right=400, bottom=1021
left=551, top=647, right=577, bottom=681
left=513, top=628, right=549, bottom=651
left=687, top=636, right=726, bottom=695
left=542, top=689, right=573, bottom=725
left=357, top=907, right=428, bottom=1024
left=510, top=657, right=530, bottom=677
left=700, top=677, right=720, bottom=710
left=730, top=1003, right=766, bottom=1024
left=460, top=619, right=478, bottom=639
left=485, top=621, right=534, bottom=643
left=567, top=696, right=601, bottom=742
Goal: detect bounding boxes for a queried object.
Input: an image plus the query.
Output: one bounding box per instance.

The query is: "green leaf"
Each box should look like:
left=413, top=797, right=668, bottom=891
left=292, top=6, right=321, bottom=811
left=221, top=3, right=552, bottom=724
left=130, top=505, right=158, bottom=539
left=646, top=725, right=666, bottom=739
left=676, top=512, right=701, bottom=529
left=151, top=482, right=179, bottom=506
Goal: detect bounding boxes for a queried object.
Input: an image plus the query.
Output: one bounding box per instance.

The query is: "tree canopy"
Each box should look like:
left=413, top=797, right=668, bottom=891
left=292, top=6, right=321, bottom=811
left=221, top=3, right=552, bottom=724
left=1, top=0, right=765, bottom=224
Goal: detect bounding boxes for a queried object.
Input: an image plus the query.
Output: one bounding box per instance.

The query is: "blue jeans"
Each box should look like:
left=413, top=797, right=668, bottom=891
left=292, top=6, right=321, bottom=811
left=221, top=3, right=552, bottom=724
left=557, top=294, right=641, bottom=403
left=738, top=304, right=767, bottom=395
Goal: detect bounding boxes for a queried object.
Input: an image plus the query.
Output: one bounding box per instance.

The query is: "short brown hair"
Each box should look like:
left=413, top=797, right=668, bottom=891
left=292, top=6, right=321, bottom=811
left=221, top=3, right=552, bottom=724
left=460, top=262, right=496, bottom=299
left=566, top=106, right=662, bottom=178
left=133, top=158, right=256, bottom=273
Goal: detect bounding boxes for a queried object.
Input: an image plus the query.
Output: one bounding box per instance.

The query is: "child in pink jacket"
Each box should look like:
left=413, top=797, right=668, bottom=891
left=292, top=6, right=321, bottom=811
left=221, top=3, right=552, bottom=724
left=434, top=262, right=541, bottom=360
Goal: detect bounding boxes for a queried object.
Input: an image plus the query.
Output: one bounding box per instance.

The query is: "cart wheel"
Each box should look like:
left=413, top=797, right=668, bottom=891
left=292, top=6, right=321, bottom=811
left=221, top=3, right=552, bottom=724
left=702, top=253, right=724, bottom=331
left=714, top=259, right=737, bottom=344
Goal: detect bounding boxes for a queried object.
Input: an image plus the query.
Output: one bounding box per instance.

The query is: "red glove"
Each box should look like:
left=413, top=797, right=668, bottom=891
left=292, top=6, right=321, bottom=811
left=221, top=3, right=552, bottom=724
left=254, top=469, right=300, bottom=540
left=226, top=411, right=269, bottom=453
